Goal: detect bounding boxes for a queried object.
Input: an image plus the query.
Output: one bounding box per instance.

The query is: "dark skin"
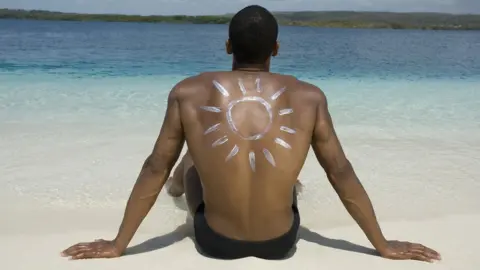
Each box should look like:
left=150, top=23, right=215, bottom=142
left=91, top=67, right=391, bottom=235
left=62, top=39, right=441, bottom=262
left=166, top=150, right=303, bottom=215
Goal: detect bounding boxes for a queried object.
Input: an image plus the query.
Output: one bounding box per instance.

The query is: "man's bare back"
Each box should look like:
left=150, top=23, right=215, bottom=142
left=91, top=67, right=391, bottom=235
left=61, top=4, right=440, bottom=262
left=175, top=71, right=316, bottom=240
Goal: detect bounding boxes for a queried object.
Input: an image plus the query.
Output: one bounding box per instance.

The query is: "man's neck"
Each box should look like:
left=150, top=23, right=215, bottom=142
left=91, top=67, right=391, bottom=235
left=232, top=62, right=269, bottom=72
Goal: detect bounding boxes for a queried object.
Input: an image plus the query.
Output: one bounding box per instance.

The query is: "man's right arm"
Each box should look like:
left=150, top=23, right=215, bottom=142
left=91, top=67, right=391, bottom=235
left=309, top=89, right=388, bottom=253
left=309, top=87, right=441, bottom=262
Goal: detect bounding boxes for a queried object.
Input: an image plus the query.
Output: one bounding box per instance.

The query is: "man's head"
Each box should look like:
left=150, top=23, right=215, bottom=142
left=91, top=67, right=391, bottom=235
left=226, top=5, right=279, bottom=67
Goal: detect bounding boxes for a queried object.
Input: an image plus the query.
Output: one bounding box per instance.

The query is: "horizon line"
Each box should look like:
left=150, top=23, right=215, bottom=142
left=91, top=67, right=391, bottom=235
left=1, top=8, right=478, bottom=17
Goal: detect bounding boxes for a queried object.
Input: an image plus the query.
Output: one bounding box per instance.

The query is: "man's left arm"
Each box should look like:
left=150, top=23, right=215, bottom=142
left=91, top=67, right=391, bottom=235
left=112, top=86, right=185, bottom=252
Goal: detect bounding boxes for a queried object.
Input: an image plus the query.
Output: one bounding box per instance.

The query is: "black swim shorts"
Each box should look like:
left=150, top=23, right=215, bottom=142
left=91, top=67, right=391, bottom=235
left=193, top=203, right=300, bottom=260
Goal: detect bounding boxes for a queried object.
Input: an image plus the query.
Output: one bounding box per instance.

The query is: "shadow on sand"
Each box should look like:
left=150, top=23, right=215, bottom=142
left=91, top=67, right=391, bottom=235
left=125, top=196, right=378, bottom=259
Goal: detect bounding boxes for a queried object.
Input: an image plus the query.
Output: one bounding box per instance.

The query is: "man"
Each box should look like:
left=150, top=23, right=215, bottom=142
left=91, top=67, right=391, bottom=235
left=62, top=5, right=441, bottom=261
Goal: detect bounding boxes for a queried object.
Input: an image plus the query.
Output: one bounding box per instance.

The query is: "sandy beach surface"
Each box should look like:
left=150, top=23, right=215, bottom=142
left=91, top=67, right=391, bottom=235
left=1, top=207, right=479, bottom=270
left=1, top=122, right=479, bottom=270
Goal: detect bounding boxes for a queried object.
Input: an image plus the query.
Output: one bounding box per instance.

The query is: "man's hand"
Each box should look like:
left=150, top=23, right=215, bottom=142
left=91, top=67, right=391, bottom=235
left=61, top=239, right=122, bottom=260
left=380, top=240, right=441, bottom=262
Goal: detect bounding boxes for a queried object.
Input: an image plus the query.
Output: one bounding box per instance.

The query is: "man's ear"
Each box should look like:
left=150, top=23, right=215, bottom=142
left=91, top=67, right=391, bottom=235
left=226, top=39, right=233, bottom=54
left=272, top=41, right=279, bottom=57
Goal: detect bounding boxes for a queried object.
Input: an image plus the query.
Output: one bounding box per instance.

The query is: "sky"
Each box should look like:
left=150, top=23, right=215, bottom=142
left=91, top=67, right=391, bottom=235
left=1, top=0, right=479, bottom=15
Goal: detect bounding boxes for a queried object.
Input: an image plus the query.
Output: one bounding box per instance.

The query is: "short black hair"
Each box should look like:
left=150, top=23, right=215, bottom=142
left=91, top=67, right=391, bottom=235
left=228, top=5, right=278, bottom=65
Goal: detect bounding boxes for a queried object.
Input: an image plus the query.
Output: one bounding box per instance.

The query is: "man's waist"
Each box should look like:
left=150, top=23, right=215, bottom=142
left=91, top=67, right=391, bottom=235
left=203, top=204, right=297, bottom=241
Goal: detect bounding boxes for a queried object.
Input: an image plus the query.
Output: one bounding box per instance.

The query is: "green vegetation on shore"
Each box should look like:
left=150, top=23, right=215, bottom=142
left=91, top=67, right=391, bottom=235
left=1, top=8, right=480, bottom=30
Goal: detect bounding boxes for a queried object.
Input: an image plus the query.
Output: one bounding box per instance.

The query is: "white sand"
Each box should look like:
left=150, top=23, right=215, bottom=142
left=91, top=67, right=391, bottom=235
left=1, top=122, right=479, bottom=269
left=1, top=208, right=479, bottom=270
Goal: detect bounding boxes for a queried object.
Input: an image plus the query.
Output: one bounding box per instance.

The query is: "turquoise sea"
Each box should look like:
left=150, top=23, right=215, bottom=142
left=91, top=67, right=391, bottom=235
left=1, top=19, right=479, bottom=130
left=0, top=19, right=479, bottom=213
left=1, top=20, right=479, bottom=132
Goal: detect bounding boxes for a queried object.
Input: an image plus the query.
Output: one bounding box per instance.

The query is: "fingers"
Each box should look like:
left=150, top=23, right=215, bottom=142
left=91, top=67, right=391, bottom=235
left=410, top=253, right=431, bottom=262
left=407, top=243, right=441, bottom=262
left=65, top=246, right=99, bottom=260
left=69, top=249, right=117, bottom=260
left=62, top=241, right=101, bottom=257
left=383, top=241, right=441, bottom=263
left=61, top=244, right=84, bottom=256
left=61, top=239, right=107, bottom=255
left=61, top=240, right=119, bottom=260
left=70, top=250, right=101, bottom=260
left=424, top=246, right=441, bottom=260
left=62, top=244, right=93, bottom=257
left=71, top=252, right=86, bottom=260
left=71, top=251, right=98, bottom=260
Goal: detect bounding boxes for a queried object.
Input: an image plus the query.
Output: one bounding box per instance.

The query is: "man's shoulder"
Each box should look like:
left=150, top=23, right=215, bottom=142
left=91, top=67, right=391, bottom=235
left=286, top=78, right=326, bottom=106
left=171, top=71, right=227, bottom=89
left=168, top=73, right=211, bottom=99
left=295, top=79, right=324, bottom=94
left=268, top=73, right=324, bottom=96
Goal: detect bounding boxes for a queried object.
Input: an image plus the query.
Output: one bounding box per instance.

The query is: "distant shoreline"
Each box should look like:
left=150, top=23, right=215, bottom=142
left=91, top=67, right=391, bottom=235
left=1, top=8, right=480, bottom=30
